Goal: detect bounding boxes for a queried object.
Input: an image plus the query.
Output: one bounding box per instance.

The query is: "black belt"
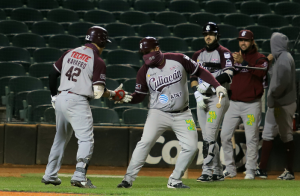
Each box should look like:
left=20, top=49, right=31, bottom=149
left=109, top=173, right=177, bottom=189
left=167, top=106, right=189, bottom=113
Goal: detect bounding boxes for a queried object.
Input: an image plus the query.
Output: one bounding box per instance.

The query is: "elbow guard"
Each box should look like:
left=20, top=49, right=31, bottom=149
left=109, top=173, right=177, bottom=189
left=93, top=84, right=105, bottom=99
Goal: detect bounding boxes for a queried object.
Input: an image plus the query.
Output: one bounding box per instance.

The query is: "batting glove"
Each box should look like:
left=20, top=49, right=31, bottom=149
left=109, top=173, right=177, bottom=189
left=194, top=91, right=210, bottom=109
left=216, top=86, right=227, bottom=97
left=51, top=95, right=57, bottom=109
left=115, top=92, right=133, bottom=104
left=197, top=81, right=210, bottom=94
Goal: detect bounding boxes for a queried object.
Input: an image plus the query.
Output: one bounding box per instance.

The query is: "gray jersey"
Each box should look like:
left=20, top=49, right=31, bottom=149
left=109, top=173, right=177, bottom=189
left=54, top=44, right=106, bottom=98
left=192, top=45, right=234, bottom=93
left=135, top=53, right=200, bottom=112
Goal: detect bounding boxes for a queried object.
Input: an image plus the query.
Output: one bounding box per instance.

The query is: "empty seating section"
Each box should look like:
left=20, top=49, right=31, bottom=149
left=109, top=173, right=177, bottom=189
left=47, top=9, right=79, bottom=30
left=84, top=10, right=115, bottom=24
left=12, top=33, right=46, bottom=55
left=169, top=0, right=200, bottom=13
left=224, top=13, right=254, bottom=28
left=274, top=2, right=300, bottom=16
left=120, top=11, right=151, bottom=25
left=48, top=34, right=81, bottom=51
left=159, top=37, right=188, bottom=52
left=120, top=37, right=143, bottom=51
left=0, top=63, right=25, bottom=77
left=31, top=21, right=65, bottom=39
left=139, top=23, right=170, bottom=37
left=33, top=48, right=63, bottom=63
left=258, top=14, right=289, bottom=29
left=0, top=20, right=28, bottom=41
left=106, top=50, right=140, bottom=66
left=0, top=34, right=9, bottom=46
left=68, top=22, right=95, bottom=41
left=10, top=8, right=43, bottom=28
left=189, top=13, right=220, bottom=26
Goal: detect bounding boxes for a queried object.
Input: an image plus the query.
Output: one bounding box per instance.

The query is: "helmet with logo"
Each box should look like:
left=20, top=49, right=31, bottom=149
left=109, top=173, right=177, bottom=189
left=202, top=22, right=220, bottom=38
left=139, top=37, right=159, bottom=54
left=85, top=26, right=111, bottom=48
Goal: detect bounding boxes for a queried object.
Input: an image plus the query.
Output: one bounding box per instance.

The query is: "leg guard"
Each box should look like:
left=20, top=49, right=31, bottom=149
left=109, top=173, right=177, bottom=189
left=76, top=158, right=90, bottom=175
left=203, top=141, right=215, bottom=166
left=203, top=141, right=209, bottom=159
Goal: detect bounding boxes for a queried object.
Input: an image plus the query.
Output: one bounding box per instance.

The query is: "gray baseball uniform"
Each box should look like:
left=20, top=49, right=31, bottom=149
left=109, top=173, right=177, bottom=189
left=124, top=53, right=220, bottom=185
left=192, top=45, right=233, bottom=176
left=43, top=43, right=106, bottom=182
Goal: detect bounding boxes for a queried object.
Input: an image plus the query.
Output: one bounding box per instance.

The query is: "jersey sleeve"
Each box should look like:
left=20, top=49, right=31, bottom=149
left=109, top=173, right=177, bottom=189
left=135, top=65, right=149, bottom=94
left=218, top=46, right=234, bottom=69
left=53, top=50, right=72, bottom=73
left=166, top=53, right=199, bottom=75
left=92, top=57, right=106, bottom=85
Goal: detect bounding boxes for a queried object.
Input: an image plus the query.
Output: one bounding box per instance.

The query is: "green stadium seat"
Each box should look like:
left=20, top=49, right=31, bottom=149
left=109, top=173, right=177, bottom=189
left=218, top=24, right=238, bottom=39
left=11, top=8, right=43, bottom=29
left=106, top=64, right=137, bottom=82
left=134, top=0, right=165, bottom=19
left=123, top=78, right=136, bottom=93
left=191, top=38, right=206, bottom=51
left=12, top=33, right=46, bottom=55
left=224, top=13, right=255, bottom=28
left=0, top=33, right=9, bottom=46
left=0, top=9, right=6, bottom=20
left=84, top=10, right=115, bottom=24
left=105, top=78, right=119, bottom=90
left=0, top=76, right=13, bottom=106
left=120, top=36, right=143, bottom=51
left=68, top=22, right=95, bottom=42
left=105, top=23, right=135, bottom=43
left=0, top=0, right=23, bottom=16
left=63, top=0, right=95, bottom=18
left=25, top=89, right=51, bottom=122
left=106, top=50, right=140, bottom=66
left=292, top=16, right=300, bottom=27
left=0, top=46, right=31, bottom=71
left=169, top=0, right=200, bottom=19
left=101, top=37, right=118, bottom=59
left=205, top=1, right=236, bottom=20
left=0, top=20, right=28, bottom=41
left=0, top=62, right=25, bottom=78
left=240, top=2, right=271, bottom=15
left=189, top=93, right=196, bottom=108
left=138, top=23, right=170, bottom=37
left=260, top=0, right=288, bottom=3
left=261, top=40, right=271, bottom=53
left=173, top=23, right=202, bottom=45
left=189, top=13, right=221, bottom=26
left=92, top=108, right=120, bottom=125
left=155, top=11, right=186, bottom=31
left=98, top=0, right=130, bottom=20
left=120, top=11, right=151, bottom=26
left=122, top=108, right=148, bottom=125
left=31, top=21, right=65, bottom=40
left=246, top=25, right=273, bottom=40
left=278, top=26, right=300, bottom=41
left=47, top=9, right=79, bottom=30
left=48, top=34, right=81, bottom=52
left=159, top=37, right=188, bottom=52
left=29, top=63, right=53, bottom=78
left=44, top=107, right=55, bottom=123
left=27, top=0, right=59, bottom=16
left=113, top=106, right=136, bottom=119
left=274, top=2, right=300, bottom=16
left=226, top=39, right=240, bottom=53
left=89, top=99, right=102, bottom=108
left=258, top=14, right=289, bottom=30
left=33, top=47, right=63, bottom=63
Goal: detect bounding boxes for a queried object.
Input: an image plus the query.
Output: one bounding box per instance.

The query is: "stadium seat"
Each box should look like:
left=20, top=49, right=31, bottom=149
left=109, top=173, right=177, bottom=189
left=260, top=0, right=288, bottom=3
left=155, top=11, right=187, bottom=30
left=106, top=64, right=137, bottom=81
left=159, top=37, right=188, bottom=52
left=258, top=14, right=289, bottom=31
left=0, top=20, right=28, bottom=41
left=218, top=24, right=238, bottom=39
left=12, top=33, right=46, bottom=55
left=48, top=34, right=81, bottom=52
left=240, top=2, right=271, bottom=16
left=29, top=63, right=53, bottom=78
left=44, top=107, right=55, bottom=123
left=134, top=0, right=165, bottom=19
left=261, top=40, right=271, bottom=53
left=173, top=23, right=202, bottom=44
left=274, top=2, right=300, bottom=16
left=189, top=93, right=196, bottom=108
left=0, top=0, right=23, bottom=16
left=189, top=13, right=220, bottom=26
left=113, top=106, right=136, bottom=119
left=120, top=11, right=151, bottom=26
left=205, top=1, right=236, bottom=20
left=292, top=16, right=300, bottom=27
left=226, top=39, right=240, bottom=53
left=0, top=62, right=25, bottom=77
left=47, top=9, right=79, bottom=30
left=123, top=108, right=148, bottom=125
left=246, top=25, right=273, bottom=40
left=27, top=0, right=59, bottom=16
left=89, top=99, right=102, bottom=108
left=224, top=13, right=255, bottom=28
left=182, top=51, right=195, bottom=59
left=120, top=36, right=143, bottom=51
left=169, top=0, right=200, bottom=18
left=0, top=46, right=31, bottom=71
left=63, top=0, right=95, bottom=17
left=123, top=78, right=136, bottom=93
left=31, top=21, right=65, bottom=40
left=278, top=26, right=300, bottom=41
left=138, top=23, right=170, bottom=37
left=0, top=76, right=14, bottom=106
left=24, top=89, right=51, bottom=122
left=84, top=10, right=115, bottom=24
left=0, top=33, right=9, bottom=46
left=105, top=78, right=120, bottom=91
left=33, top=47, right=63, bottom=63
left=92, top=108, right=120, bottom=125
left=106, top=50, right=140, bottom=66
left=68, top=22, right=95, bottom=42
left=191, top=38, right=207, bottom=51
left=97, top=0, right=130, bottom=19
left=105, top=23, right=135, bottom=43
left=0, top=9, right=6, bottom=20
left=10, top=8, right=43, bottom=29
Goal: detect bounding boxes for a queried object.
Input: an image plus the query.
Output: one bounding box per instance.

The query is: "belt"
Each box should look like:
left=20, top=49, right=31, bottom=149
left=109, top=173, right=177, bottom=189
left=59, top=91, right=75, bottom=95
left=167, top=106, right=189, bottom=113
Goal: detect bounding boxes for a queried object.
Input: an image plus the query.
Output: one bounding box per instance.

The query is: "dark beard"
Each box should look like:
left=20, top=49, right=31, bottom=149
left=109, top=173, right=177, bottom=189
left=206, top=40, right=219, bottom=52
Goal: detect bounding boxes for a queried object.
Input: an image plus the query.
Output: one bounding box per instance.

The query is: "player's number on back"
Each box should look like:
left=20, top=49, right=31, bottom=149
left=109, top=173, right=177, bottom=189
left=65, top=66, right=81, bottom=82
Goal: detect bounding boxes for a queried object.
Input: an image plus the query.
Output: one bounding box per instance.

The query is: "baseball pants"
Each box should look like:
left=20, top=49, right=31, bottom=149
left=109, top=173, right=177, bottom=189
left=221, top=100, right=261, bottom=175
left=262, top=102, right=296, bottom=142
left=124, top=109, right=198, bottom=185
left=43, top=91, right=94, bottom=182
left=197, top=94, right=229, bottom=176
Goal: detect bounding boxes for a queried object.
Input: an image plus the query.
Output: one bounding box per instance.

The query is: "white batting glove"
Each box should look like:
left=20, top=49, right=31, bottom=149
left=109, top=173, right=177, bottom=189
left=115, top=92, right=133, bottom=104
left=109, top=83, right=124, bottom=101
left=51, top=95, right=57, bottom=109
left=194, top=91, right=210, bottom=109
left=197, top=81, right=210, bottom=93
left=216, top=86, right=227, bottom=97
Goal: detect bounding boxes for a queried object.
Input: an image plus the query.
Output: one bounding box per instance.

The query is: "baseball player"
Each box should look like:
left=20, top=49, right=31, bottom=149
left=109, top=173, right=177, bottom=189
left=256, top=32, right=297, bottom=180
left=117, top=37, right=227, bottom=189
left=221, top=30, right=269, bottom=180
left=191, top=22, right=234, bottom=182
left=41, top=26, right=132, bottom=188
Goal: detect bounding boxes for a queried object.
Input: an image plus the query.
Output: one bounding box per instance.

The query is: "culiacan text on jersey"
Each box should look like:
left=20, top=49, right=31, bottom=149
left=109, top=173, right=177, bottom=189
left=148, top=69, right=182, bottom=92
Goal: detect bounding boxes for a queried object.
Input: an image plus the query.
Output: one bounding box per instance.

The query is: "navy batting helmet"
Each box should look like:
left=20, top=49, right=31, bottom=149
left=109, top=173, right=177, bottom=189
left=139, top=37, right=159, bottom=54
left=203, top=22, right=220, bottom=37
left=85, top=26, right=111, bottom=48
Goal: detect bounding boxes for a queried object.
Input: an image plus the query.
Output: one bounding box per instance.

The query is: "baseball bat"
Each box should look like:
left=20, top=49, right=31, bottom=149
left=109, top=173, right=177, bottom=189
left=234, top=65, right=267, bottom=70
left=216, top=92, right=224, bottom=108
left=232, top=135, right=236, bottom=161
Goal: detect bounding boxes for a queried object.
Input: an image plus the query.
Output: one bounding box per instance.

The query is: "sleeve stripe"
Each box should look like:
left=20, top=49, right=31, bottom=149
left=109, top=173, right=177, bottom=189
left=135, top=90, right=148, bottom=94
left=191, top=64, right=199, bottom=76
left=53, top=64, right=61, bottom=73
left=93, top=81, right=106, bottom=85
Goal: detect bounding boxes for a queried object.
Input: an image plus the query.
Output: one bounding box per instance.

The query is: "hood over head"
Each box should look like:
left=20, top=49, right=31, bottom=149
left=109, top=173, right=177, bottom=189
left=270, top=32, right=289, bottom=59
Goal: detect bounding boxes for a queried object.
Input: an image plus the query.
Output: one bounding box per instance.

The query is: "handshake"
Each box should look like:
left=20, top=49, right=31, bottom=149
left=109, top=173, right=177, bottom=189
left=109, top=84, right=133, bottom=104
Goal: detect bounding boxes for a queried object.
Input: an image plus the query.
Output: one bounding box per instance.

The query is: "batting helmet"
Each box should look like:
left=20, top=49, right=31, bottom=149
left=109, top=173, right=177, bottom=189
left=139, top=37, right=159, bottom=54
left=202, top=22, right=220, bottom=37
left=85, top=26, right=111, bottom=48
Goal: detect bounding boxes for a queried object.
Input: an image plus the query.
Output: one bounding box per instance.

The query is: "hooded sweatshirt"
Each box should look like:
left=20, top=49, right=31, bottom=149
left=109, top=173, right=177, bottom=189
left=267, top=32, right=296, bottom=108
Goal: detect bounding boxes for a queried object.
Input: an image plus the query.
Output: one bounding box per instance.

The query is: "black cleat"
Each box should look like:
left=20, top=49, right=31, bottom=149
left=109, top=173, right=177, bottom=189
left=41, top=178, right=61, bottom=186
left=197, top=174, right=213, bottom=182
left=117, top=180, right=132, bottom=188
left=255, top=169, right=268, bottom=179
left=212, top=174, right=224, bottom=181
left=167, top=182, right=190, bottom=189
left=70, top=178, right=96, bottom=188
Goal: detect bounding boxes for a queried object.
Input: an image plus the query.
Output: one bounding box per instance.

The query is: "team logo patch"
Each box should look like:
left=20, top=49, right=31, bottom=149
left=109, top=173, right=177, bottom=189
left=224, top=52, right=231, bottom=58
left=226, top=59, right=232, bottom=66
left=159, top=94, right=169, bottom=104
left=246, top=114, right=255, bottom=126
left=242, top=31, right=247, bottom=36
left=185, top=119, right=196, bottom=131
left=206, top=25, right=210, bottom=31
left=100, top=74, right=106, bottom=79
left=135, top=84, right=141, bottom=90
left=207, top=111, right=217, bottom=123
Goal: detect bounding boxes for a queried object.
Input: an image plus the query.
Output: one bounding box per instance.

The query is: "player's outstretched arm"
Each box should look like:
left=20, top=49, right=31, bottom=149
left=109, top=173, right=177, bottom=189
left=49, top=66, right=61, bottom=109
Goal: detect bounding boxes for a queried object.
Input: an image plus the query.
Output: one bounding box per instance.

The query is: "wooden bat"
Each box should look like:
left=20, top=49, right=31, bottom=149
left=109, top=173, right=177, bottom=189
left=232, top=135, right=236, bottom=162
left=216, top=92, right=224, bottom=108
left=234, top=65, right=267, bottom=70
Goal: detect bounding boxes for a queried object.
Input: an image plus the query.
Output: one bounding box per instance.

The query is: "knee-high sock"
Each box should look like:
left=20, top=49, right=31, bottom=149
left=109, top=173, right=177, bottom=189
left=259, top=140, right=273, bottom=170
left=284, top=140, right=295, bottom=174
